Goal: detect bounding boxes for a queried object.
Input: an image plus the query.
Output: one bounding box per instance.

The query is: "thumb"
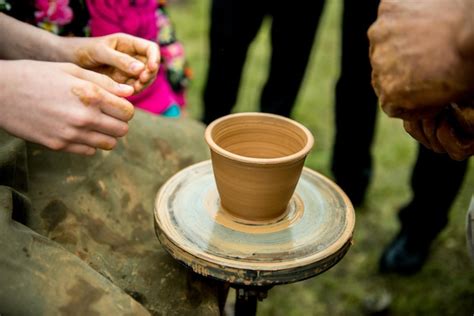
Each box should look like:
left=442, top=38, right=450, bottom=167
left=96, top=46, right=146, bottom=76
left=71, top=65, right=134, bottom=97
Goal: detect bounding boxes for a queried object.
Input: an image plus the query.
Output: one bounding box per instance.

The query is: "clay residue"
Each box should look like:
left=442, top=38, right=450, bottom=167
left=153, top=137, right=175, bottom=160
left=71, top=85, right=100, bottom=107
left=76, top=214, right=146, bottom=256
left=71, top=86, right=133, bottom=120
left=89, top=180, right=108, bottom=198
left=121, top=192, right=131, bottom=208
left=205, top=190, right=305, bottom=235
left=59, top=277, right=105, bottom=316
left=82, top=216, right=127, bottom=249
left=119, top=103, right=135, bottom=121
left=22, top=246, right=31, bottom=258
left=127, top=203, right=149, bottom=223
left=75, top=47, right=95, bottom=71
left=97, top=141, right=114, bottom=151
left=178, top=156, right=194, bottom=170
left=41, top=200, right=68, bottom=232
left=65, top=175, right=86, bottom=184
left=52, top=231, right=78, bottom=246
left=133, top=54, right=148, bottom=64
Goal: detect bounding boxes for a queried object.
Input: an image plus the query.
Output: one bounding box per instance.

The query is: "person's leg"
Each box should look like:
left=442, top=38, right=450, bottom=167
left=380, top=145, right=469, bottom=274
left=331, top=0, right=380, bottom=206
left=202, top=0, right=266, bottom=124
left=260, top=0, right=325, bottom=117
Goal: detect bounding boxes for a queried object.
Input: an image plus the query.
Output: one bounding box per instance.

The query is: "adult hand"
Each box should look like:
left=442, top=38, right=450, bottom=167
left=403, top=103, right=474, bottom=161
left=368, top=0, right=474, bottom=120
left=64, top=33, right=160, bottom=94
left=0, top=60, right=135, bottom=155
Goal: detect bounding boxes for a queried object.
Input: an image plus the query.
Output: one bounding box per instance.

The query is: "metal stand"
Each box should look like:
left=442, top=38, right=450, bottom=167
left=233, top=286, right=272, bottom=316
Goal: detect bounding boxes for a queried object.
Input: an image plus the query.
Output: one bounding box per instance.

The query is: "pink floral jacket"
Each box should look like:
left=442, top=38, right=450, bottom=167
left=8, top=0, right=190, bottom=116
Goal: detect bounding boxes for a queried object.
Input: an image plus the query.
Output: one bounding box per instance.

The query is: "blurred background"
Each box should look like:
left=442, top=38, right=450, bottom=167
left=168, top=0, right=474, bottom=314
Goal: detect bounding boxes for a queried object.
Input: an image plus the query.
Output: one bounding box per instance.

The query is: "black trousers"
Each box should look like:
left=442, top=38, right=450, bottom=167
left=331, top=0, right=468, bottom=242
left=331, top=0, right=380, bottom=203
left=202, top=0, right=325, bottom=124
left=399, top=146, right=468, bottom=244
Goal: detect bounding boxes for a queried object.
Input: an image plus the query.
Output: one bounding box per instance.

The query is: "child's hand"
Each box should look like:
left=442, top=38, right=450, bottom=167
left=0, top=60, right=135, bottom=155
left=65, top=33, right=160, bottom=94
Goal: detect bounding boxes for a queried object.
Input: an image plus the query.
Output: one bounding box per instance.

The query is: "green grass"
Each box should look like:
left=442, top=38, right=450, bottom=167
left=170, top=0, right=474, bottom=314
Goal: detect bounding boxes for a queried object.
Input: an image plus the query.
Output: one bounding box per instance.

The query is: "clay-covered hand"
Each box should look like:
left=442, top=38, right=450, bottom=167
left=368, top=0, right=474, bottom=120
left=403, top=104, right=474, bottom=161
left=0, top=60, right=136, bottom=155
left=64, top=33, right=160, bottom=94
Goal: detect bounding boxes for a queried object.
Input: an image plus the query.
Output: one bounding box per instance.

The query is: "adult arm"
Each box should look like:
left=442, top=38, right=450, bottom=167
left=368, top=0, right=474, bottom=119
left=368, top=0, right=474, bottom=160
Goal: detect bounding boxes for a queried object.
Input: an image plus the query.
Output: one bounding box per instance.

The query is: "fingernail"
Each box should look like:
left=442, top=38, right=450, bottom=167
left=130, top=62, right=144, bottom=72
left=148, top=61, right=158, bottom=71
left=118, top=84, right=134, bottom=93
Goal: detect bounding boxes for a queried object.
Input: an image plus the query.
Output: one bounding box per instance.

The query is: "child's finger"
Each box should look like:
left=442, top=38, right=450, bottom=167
left=72, top=66, right=134, bottom=97
left=74, top=130, right=119, bottom=151
left=96, top=46, right=145, bottom=76
left=63, top=143, right=97, bottom=156
left=91, top=113, right=130, bottom=138
left=70, top=80, right=135, bottom=122
left=139, top=68, right=154, bottom=84
left=131, top=37, right=160, bottom=71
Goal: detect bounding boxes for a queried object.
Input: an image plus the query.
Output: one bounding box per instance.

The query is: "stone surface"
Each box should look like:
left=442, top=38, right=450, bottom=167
left=0, top=110, right=220, bottom=315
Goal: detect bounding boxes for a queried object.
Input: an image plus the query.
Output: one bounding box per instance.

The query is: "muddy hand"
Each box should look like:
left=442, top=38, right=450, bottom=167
left=65, top=33, right=160, bottom=94
left=368, top=0, right=474, bottom=120
left=0, top=60, right=135, bottom=155
left=404, top=103, right=474, bottom=160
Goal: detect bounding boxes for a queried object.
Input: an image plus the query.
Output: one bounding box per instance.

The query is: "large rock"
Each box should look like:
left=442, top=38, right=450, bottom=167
left=10, top=110, right=219, bottom=315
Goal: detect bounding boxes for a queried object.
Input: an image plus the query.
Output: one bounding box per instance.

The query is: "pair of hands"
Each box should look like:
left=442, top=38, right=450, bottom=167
left=368, top=0, right=474, bottom=160
left=1, top=33, right=159, bottom=155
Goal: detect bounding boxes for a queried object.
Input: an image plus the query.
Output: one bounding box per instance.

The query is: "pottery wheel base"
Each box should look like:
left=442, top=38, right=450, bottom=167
left=154, top=160, right=355, bottom=286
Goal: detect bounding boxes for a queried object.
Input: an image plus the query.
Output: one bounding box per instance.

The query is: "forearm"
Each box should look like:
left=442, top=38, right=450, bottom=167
left=0, top=13, right=70, bottom=62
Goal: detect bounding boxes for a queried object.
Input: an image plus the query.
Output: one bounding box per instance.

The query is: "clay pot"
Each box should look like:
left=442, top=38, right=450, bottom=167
left=205, top=112, right=314, bottom=222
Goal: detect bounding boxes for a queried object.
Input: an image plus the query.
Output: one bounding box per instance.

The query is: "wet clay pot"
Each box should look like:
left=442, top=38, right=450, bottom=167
left=205, top=112, right=314, bottom=222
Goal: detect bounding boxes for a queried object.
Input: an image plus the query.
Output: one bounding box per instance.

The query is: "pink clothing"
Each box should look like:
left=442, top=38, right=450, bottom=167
left=35, top=0, right=73, bottom=25
left=86, top=0, right=185, bottom=115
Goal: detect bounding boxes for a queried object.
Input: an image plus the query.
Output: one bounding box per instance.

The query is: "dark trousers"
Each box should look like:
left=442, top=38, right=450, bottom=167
left=202, top=0, right=325, bottom=124
left=399, top=146, right=468, bottom=244
left=331, top=0, right=469, bottom=242
left=331, top=0, right=380, bottom=203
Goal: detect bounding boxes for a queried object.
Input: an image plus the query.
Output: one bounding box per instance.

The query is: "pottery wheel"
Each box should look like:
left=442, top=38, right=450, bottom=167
left=154, top=160, right=355, bottom=286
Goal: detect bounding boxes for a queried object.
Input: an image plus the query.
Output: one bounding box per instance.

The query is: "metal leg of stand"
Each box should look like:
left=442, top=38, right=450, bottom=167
left=234, top=286, right=272, bottom=316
